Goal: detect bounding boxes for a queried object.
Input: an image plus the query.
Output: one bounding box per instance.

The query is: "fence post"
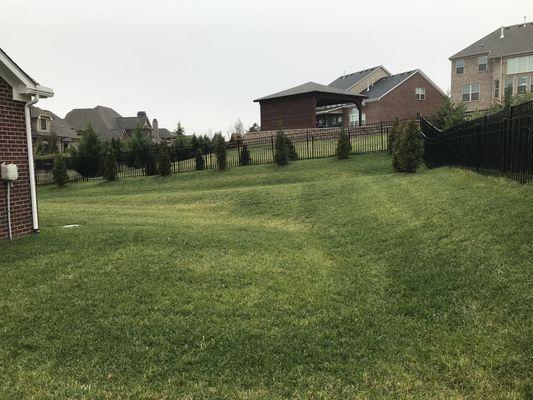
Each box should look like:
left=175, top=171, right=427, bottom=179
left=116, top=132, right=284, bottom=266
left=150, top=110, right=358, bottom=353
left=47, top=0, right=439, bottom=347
left=380, top=122, right=384, bottom=151
left=271, top=136, right=275, bottom=162
left=306, top=132, right=309, bottom=159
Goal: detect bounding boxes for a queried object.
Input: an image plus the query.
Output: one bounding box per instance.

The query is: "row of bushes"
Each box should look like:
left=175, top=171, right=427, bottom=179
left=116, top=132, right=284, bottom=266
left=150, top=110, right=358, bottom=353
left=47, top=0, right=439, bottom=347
left=51, top=124, right=424, bottom=187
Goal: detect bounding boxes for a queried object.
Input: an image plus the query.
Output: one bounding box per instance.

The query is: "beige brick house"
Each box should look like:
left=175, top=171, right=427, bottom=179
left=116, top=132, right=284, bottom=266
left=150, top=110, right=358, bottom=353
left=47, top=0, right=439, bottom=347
left=450, top=21, right=533, bottom=111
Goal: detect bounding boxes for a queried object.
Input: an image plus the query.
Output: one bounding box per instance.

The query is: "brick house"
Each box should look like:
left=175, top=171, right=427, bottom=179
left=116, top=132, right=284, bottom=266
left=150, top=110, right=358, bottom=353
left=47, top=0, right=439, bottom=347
left=449, top=21, right=533, bottom=112
left=254, top=66, right=445, bottom=130
left=327, top=66, right=446, bottom=125
left=0, top=47, right=53, bottom=241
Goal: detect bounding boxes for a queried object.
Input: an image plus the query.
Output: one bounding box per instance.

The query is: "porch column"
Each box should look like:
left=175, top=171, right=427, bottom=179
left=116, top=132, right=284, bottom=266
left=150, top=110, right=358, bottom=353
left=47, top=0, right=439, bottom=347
left=357, top=99, right=363, bottom=126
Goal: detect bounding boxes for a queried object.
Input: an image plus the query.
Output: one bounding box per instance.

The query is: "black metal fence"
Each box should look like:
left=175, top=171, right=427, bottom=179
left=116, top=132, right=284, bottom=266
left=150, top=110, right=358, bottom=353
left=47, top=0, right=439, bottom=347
left=421, top=100, right=533, bottom=184
left=35, top=120, right=404, bottom=185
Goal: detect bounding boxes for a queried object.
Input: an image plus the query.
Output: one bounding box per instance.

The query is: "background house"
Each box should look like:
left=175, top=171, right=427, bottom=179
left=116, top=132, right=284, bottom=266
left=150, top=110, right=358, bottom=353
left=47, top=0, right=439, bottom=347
left=328, top=66, right=446, bottom=125
left=0, top=47, right=53, bottom=240
left=64, top=106, right=174, bottom=143
left=30, top=107, right=78, bottom=153
left=449, top=21, right=533, bottom=111
left=254, top=65, right=445, bottom=131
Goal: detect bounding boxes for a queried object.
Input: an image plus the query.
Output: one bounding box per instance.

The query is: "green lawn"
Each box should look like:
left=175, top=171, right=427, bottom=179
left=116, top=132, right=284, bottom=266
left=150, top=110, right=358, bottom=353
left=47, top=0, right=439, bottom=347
left=1, top=154, right=532, bottom=399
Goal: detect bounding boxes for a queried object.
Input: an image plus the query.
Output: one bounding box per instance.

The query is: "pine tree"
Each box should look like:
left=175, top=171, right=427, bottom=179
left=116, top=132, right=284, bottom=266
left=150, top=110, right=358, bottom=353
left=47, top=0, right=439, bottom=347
left=286, top=136, right=298, bottom=161
left=239, top=144, right=251, bottom=166
left=110, top=138, right=124, bottom=162
left=335, top=128, right=352, bottom=160
left=175, top=121, right=185, bottom=136
left=213, top=133, right=227, bottom=170
left=45, top=133, right=60, bottom=155
left=388, top=118, right=402, bottom=155
left=126, top=125, right=152, bottom=168
left=195, top=148, right=205, bottom=170
left=70, top=124, right=104, bottom=177
left=52, top=154, right=68, bottom=187
left=392, top=120, right=424, bottom=173
left=191, top=134, right=200, bottom=150
left=274, top=130, right=289, bottom=166
left=145, top=148, right=158, bottom=176
left=157, top=144, right=171, bottom=176
left=102, top=144, right=118, bottom=182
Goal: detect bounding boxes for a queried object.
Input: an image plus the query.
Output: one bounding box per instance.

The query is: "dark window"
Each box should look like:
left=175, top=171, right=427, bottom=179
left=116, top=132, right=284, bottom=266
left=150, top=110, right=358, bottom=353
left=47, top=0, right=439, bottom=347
left=504, top=78, right=513, bottom=96
left=518, top=76, right=527, bottom=95
left=40, top=118, right=47, bottom=131
left=478, top=56, right=487, bottom=72
left=494, top=80, right=500, bottom=98
left=456, top=59, right=465, bottom=74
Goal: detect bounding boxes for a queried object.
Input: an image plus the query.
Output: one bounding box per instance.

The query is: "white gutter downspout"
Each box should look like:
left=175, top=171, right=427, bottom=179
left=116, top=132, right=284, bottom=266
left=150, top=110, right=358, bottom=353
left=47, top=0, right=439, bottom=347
left=24, top=95, right=40, bottom=233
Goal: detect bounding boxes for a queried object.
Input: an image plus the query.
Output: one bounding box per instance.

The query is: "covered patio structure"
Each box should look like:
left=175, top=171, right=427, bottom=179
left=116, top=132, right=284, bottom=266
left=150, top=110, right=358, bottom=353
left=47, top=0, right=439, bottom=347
left=254, top=82, right=367, bottom=131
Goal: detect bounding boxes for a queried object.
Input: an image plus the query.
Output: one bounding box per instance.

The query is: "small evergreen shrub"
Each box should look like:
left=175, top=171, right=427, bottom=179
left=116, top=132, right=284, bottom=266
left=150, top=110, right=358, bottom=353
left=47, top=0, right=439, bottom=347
left=335, top=129, right=352, bottom=160
left=145, top=151, right=158, bottom=176
left=287, top=136, right=298, bottom=161
left=195, top=148, right=205, bottom=170
left=52, top=154, right=68, bottom=187
left=213, top=134, right=227, bottom=171
left=70, top=124, right=104, bottom=178
left=388, top=118, right=402, bottom=155
left=274, top=130, right=289, bottom=166
left=239, top=144, right=251, bottom=166
left=102, top=144, right=118, bottom=182
left=392, top=120, right=424, bottom=173
left=157, top=145, right=171, bottom=176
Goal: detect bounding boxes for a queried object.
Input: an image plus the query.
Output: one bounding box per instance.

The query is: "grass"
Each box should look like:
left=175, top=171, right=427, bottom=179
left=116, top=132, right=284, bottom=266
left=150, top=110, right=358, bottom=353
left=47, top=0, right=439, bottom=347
left=1, top=154, right=532, bottom=399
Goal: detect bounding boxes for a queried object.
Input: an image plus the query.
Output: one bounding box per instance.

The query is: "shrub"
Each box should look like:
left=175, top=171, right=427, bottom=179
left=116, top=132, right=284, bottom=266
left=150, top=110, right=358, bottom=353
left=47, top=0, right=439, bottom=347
left=102, top=144, right=118, bottom=182
left=239, top=144, right=251, bottom=166
left=213, top=133, right=227, bottom=170
left=432, top=97, right=466, bottom=130
left=195, top=148, right=205, bottom=170
left=70, top=124, right=104, bottom=178
left=287, top=136, right=298, bottom=161
left=110, top=138, right=124, bottom=162
left=157, top=145, right=171, bottom=176
left=274, top=130, right=289, bottom=166
left=392, top=120, right=424, bottom=173
left=126, top=126, right=153, bottom=168
left=52, top=154, right=68, bottom=187
left=145, top=151, right=158, bottom=176
left=388, top=118, right=402, bottom=155
left=335, top=129, right=352, bottom=160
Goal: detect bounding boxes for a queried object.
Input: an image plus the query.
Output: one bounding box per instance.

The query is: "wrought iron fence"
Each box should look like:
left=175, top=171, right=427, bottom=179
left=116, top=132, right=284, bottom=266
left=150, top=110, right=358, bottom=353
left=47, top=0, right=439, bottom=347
left=421, top=100, right=533, bottom=184
left=35, top=120, right=406, bottom=185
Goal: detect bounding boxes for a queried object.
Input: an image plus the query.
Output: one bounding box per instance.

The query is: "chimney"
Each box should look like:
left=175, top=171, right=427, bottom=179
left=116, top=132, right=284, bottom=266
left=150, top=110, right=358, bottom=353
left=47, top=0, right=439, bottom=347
left=137, top=111, right=147, bottom=118
left=500, top=26, right=505, bottom=39
left=152, top=118, right=159, bottom=141
left=524, top=16, right=527, bottom=27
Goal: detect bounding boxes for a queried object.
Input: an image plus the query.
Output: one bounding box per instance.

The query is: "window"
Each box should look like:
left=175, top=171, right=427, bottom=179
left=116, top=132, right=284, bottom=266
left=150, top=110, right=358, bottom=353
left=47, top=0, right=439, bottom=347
left=40, top=117, right=48, bottom=131
left=504, top=78, right=513, bottom=96
left=518, top=76, right=528, bottom=94
left=462, top=84, right=480, bottom=102
left=456, top=59, right=465, bottom=74
left=507, top=55, right=533, bottom=74
left=349, top=108, right=365, bottom=126
left=494, top=80, right=500, bottom=98
left=478, top=56, right=488, bottom=71
left=415, top=87, right=426, bottom=100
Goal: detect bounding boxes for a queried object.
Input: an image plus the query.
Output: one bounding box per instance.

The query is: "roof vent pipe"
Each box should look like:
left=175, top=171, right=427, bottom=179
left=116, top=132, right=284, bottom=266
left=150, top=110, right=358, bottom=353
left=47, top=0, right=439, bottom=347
left=524, top=16, right=527, bottom=27
left=500, top=26, right=505, bottom=39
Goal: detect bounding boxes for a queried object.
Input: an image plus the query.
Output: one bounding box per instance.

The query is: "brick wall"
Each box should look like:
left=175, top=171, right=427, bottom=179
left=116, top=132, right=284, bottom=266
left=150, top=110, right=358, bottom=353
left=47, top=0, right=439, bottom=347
left=365, top=72, right=445, bottom=123
left=259, top=96, right=317, bottom=131
left=450, top=56, right=494, bottom=111
left=0, top=76, right=34, bottom=241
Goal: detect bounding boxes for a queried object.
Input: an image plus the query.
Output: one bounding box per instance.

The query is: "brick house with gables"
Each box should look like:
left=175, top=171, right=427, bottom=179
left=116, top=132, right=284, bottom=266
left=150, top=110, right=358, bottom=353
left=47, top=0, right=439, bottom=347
left=0, top=47, right=53, bottom=241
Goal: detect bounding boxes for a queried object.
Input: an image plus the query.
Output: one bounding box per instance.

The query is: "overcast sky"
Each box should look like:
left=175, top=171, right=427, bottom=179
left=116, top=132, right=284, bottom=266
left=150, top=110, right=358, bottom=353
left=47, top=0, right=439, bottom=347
left=0, top=0, right=529, bottom=135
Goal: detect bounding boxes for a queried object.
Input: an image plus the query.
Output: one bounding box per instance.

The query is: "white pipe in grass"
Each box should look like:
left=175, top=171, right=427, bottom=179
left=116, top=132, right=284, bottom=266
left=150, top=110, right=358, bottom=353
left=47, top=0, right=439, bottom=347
left=24, top=95, right=40, bottom=233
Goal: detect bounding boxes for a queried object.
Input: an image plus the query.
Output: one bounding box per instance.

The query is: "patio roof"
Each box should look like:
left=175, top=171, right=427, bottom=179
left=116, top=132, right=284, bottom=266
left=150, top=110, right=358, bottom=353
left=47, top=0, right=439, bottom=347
left=254, top=81, right=367, bottom=105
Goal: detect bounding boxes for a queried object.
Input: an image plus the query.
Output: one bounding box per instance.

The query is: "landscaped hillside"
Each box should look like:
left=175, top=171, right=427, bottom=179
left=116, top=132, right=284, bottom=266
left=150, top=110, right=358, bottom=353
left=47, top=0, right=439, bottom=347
left=1, top=154, right=532, bottom=399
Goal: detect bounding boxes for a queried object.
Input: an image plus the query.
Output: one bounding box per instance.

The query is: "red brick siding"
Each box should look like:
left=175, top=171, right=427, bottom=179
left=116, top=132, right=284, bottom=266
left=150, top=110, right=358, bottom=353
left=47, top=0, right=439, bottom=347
left=0, top=76, right=34, bottom=240
left=365, top=72, right=445, bottom=124
left=259, top=96, right=317, bottom=131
